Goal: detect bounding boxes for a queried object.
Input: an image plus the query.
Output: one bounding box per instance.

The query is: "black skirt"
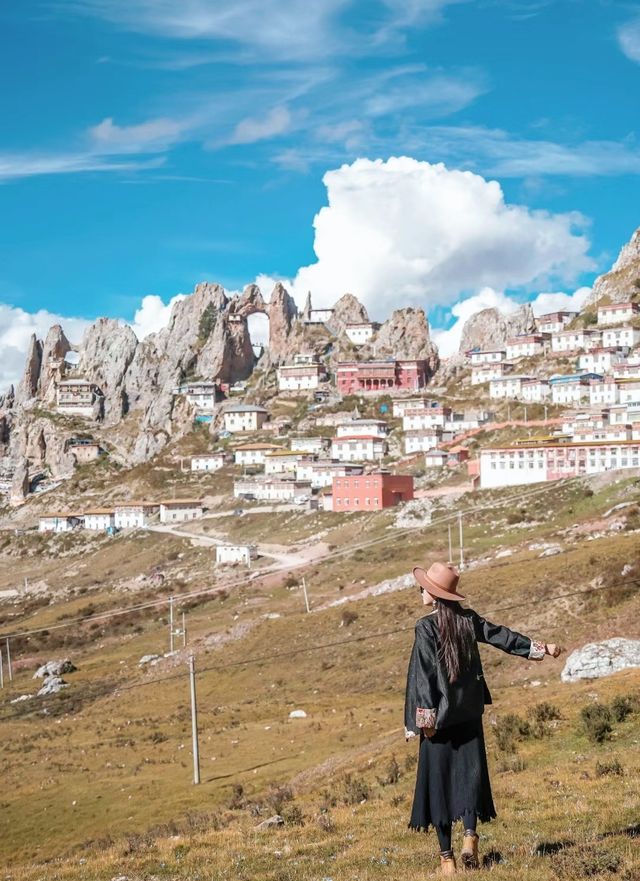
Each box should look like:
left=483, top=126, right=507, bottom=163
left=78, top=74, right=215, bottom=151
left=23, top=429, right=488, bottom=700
left=409, top=717, right=496, bottom=831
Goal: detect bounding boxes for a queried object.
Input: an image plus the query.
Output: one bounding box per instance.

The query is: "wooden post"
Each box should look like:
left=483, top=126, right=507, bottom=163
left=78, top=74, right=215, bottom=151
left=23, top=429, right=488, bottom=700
left=458, top=512, right=464, bottom=571
left=302, top=577, right=310, bottom=613
left=447, top=524, right=453, bottom=564
left=5, top=638, right=12, bottom=682
left=169, top=596, right=175, bottom=654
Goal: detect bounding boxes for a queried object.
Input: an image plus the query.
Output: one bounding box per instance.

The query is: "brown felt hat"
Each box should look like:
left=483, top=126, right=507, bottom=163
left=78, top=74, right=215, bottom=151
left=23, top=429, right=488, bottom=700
left=413, top=561, right=465, bottom=601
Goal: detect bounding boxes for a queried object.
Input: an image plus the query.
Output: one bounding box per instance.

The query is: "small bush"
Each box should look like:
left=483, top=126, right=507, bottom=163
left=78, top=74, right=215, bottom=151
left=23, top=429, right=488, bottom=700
left=376, top=756, right=401, bottom=786
left=341, top=609, right=359, bottom=627
left=266, top=784, right=294, bottom=814
left=496, top=755, right=526, bottom=774
left=529, top=702, right=562, bottom=724
left=228, top=783, right=246, bottom=810
left=610, top=694, right=639, bottom=723
left=595, top=760, right=623, bottom=777
left=281, top=803, right=305, bottom=826
left=580, top=703, right=612, bottom=744
left=493, top=714, right=531, bottom=752
left=343, top=773, right=370, bottom=805
left=551, top=844, right=621, bottom=878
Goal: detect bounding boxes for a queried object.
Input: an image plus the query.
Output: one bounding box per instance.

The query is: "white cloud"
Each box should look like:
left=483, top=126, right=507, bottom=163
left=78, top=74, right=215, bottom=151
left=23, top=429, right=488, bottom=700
left=431, top=285, right=592, bottom=356
left=228, top=106, right=293, bottom=146
left=0, top=304, right=90, bottom=391
left=89, top=116, right=188, bottom=153
left=0, top=153, right=164, bottom=182
left=617, top=17, right=640, bottom=63
left=284, top=157, right=593, bottom=314
left=130, top=293, right=187, bottom=339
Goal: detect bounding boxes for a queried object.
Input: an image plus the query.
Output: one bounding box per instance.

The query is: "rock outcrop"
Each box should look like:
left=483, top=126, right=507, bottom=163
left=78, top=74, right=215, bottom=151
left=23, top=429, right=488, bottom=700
left=33, top=659, right=77, bottom=679
left=79, top=319, right=138, bottom=423
left=372, top=307, right=440, bottom=373
left=588, top=227, right=640, bottom=306
left=459, top=303, right=536, bottom=353
left=16, top=334, right=43, bottom=406
left=39, top=325, right=71, bottom=403
left=561, top=638, right=640, bottom=682
left=9, top=458, right=30, bottom=506
left=326, top=293, right=369, bottom=335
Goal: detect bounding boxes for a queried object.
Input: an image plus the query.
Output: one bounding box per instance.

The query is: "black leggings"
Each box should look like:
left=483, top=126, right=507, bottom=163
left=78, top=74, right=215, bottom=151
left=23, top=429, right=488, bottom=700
left=436, top=810, right=477, bottom=854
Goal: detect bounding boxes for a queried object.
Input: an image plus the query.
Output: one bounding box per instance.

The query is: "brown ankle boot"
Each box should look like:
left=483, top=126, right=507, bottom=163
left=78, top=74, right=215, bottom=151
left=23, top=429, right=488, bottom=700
left=461, top=831, right=479, bottom=869
left=440, top=851, right=457, bottom=875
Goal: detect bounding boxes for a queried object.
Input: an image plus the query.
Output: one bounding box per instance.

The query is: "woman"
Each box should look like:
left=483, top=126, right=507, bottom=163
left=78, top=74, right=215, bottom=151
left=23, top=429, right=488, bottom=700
left=404, top=561, right=561, bottom=875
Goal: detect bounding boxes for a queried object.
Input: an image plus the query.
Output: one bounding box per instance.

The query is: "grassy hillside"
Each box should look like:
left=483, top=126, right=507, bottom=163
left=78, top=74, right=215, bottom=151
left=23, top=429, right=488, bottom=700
left=1, top=469, right=639, bottom=880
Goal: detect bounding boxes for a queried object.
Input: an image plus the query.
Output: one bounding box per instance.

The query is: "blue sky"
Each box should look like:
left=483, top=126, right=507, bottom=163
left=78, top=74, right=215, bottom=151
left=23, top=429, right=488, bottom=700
left=1, top=0, right=640, bottom=381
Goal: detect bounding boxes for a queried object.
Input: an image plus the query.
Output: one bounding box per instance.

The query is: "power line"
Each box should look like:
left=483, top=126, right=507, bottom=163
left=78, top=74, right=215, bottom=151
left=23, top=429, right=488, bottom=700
left=0, top=474, right=594, bottom=641
left=1, top=575, right=636, bottom=724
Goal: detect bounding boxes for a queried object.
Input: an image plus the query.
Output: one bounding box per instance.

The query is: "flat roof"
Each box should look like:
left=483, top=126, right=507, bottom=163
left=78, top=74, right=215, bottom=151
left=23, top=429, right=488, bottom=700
left=160, top=499, right=204, bottom=505
left=224, top=404, right=269, bottom=413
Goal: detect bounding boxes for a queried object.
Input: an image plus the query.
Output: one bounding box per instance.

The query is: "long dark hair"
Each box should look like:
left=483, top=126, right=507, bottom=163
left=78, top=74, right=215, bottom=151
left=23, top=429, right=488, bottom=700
left=436, top=599, right=475, bottom=683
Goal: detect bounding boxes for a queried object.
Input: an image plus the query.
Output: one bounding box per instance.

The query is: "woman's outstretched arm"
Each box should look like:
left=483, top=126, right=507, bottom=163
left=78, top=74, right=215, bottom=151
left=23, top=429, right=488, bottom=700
left=471, top=610, right=561, bottom=660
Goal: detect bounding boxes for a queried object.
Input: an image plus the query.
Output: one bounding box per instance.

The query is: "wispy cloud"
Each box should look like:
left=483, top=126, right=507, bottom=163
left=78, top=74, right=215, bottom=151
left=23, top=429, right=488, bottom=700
left=227, top=106, right=293, bottom=145
left=89, top=115, right=188, bottom=153
left=617, top=16, right=640, bottom=63
left=0, top=152, right=164, bottom=182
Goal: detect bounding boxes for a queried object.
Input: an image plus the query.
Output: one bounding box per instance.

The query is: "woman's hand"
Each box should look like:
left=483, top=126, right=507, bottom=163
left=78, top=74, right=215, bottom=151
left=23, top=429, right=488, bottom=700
left=545, top=643, right=562, bottom=658
left=422, top=726, right=437, bottom=738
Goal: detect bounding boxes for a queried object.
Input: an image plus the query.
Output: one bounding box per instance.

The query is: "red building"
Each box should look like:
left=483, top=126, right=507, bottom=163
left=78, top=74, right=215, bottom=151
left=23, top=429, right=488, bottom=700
left=336, top=359, right=429, bottom=395
left=332, top=471, right=414, bottom=512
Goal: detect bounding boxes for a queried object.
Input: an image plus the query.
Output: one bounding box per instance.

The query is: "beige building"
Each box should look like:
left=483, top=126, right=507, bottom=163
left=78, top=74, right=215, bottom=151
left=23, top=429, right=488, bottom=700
left=67, top=439, right=102, bottom=464
left=223, top=404, right=269, bottom=433
left=191, top=453, right=225, bottom=472
left=114, top=502, right=159, bottom=529
left=159, top=499, right=204, bottom=523
left=215, top=544, right=258, bottom=566
left=56, top=380, right=100, bottom=417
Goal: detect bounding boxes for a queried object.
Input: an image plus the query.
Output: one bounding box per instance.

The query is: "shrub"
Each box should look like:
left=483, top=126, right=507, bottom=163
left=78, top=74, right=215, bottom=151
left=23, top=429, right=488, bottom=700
left=266, top=784, right=294, bottom=814
left=610, top=694, right=639, bottom=723
left=529, top=702, right=562, bottom=724
left=343, top=773, right=370, bottom=805
left=595, top=759, right=623, bottom=777
left=228, top=783, right=246, bottom=810
left=551, top=844, right=620, bottom=878
left=496, top=755, right=526, bottom=774
left=376, top=756, right=401, bottom=786
left=281, top=803, right=305, bottom=826
left=493, top=714, right=531, bottom=752
left=580, top=703, right=612, bottom=744
left=341, top=609, right=359, bottom=627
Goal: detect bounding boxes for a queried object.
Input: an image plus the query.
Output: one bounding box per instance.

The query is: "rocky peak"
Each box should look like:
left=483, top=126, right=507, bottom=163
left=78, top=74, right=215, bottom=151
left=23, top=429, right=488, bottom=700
left=15, top=334, right=43, bottom=406
left=459, top=303, right=535, bottom=353
left=589, top=226, right=640, bottom=305
left=372, top=307, right=440, bottom=372
left=79, top=319, right=139, bottom=423
left=267, top=282, right=299, bottom=361
left=39, top=325, right=72, bottom=403
left=327, top=293, right=369, bottom=335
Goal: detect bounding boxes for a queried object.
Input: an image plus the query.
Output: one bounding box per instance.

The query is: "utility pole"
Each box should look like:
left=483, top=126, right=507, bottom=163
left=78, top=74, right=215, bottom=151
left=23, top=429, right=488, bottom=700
left=544, top=404, right=548, bottom=421
left=5, top=638, right=12, bottom=682
left=182, top=611, right=187, bottom=649
left=524, top=405, right=527, bottom=423
left=301, top=577, right=310, bottom=613
left=169, top=596, right=175, bottom=653
left=0, top=647, right=4, bottom=689
left=447, top=524, right=453, bottom=564
left=458, top=512, right=464, bottom=571
left=188, top=656, right=201, bottom=785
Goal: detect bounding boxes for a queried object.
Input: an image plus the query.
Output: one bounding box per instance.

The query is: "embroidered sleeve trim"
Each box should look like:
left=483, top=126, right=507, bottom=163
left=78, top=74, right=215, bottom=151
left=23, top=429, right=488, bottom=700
left=416, top=707, right=437, bottom=729
left=528, top=639, right=546, bottom=660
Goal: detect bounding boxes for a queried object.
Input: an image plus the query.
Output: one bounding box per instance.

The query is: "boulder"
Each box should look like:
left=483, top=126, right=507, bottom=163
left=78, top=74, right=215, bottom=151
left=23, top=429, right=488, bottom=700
left=9, top=457, right=30, bottom=506
left=588, top=227, right=640, bottom=306
left=561, top=638, right=640, bottom=683
left=33, top=659, right=77, bottom=679
left=138, top=654, right=161, bottom=666
left=289, top=709, right=307, bottom=719
left=255, top=815, right=285, bottom=830
left=37, top=676, right=69, bottom=696
left=326, top=293, right=369, bottom=335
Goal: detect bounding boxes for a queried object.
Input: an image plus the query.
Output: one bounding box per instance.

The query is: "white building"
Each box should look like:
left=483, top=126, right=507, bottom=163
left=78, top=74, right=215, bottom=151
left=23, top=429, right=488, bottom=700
left=425, top=449, right=448, bottom=468
left=305, top=461, right=362, bottom=488
left=277, top=362, right=325, bottom=392
left=233, top=478, right=310, bottom=501
left=597, top=302, right=640, bottom=326
left=550, top=374, right=599, bottom=405
left=223, top=404, right=269, bottom=433
left=602, top=326, right=640, bottom=349
left=551, top=329, right=601, bottom=353
left=505, top=334, right=548, bottom=360
left=191, top=453, right=225, bottom=472
left=172, top=382, right=219, bottom=413
left=619, top=380, right=640, bottom=405
left=56, top=380, right=100, bottom=417
left=345, top=322, right=379, bottom=345
left=233, top=442, right=281, bottom=467
left=159, top=500, right=204, bottom=523
left=306, top=308, right=334, bottom=323
left=471, top=362, right=512, bottom=385
left=520, top=379, right=551, bottom=402
left=215, top=544, right=258, bottom=566
left=480, top=441, right=640, bottom=489
left=264, top=450, right=306, bottom=476
left=335, top=419, right=388, bottom=438
left=114, top=502, right=159, bottom=529
left=589, top=378, right=619, bottom=406
left=392, top=397, right=431, bottom=417
left=402, top=407, right=451, bottom=430
left=468, top=349, right=505, bottom=365
left=39, top=514, right=81, bottom=533
left=83, top=509, right=115, bottom=531
left=613, top=357, right=640, bottom=379
left=489, top=375, right=532, bottom=400
left=537, top=311, right=578, bottom=334
left=572, top=425, right=632, bottom=443
left=330, top=435, right=387, bottom=462
left=290, top=436, right=329, bottom=454
left=404, top=429, right=441, bottom=454
left=578, top=349, right=623, bottom=374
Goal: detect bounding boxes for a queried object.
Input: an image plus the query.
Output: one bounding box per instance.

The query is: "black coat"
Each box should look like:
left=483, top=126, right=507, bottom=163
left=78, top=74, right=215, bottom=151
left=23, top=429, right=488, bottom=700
left=404, top=608, right=539, bottom=734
